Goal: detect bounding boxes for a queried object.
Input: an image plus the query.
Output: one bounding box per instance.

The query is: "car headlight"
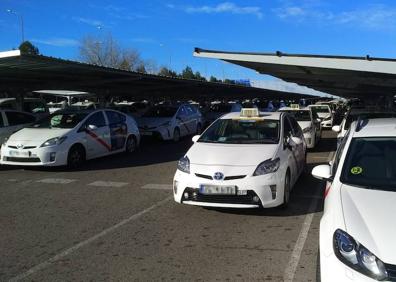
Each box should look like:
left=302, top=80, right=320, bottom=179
left=333, top=229, right=388, bottom=280
left=303, top=126, right=312, bottom=133
left=40, top=136, right=67, bottom=148
left=177, top=156, right=190, bottom=174
left=253, top=158, right=280, bottom=176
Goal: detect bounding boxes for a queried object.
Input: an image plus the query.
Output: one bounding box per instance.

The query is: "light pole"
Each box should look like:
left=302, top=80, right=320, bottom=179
left=6, top=9, right=24, bottom=43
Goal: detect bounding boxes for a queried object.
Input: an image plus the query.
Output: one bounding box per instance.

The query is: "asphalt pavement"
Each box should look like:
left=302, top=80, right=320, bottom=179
left=0, top=130, right=336, bottom=281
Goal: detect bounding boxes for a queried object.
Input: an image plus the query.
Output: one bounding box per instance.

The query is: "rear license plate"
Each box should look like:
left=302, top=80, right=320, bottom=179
left=199, top=185, right=236, bottom=195
left=9, top=150, right=30, bottom=157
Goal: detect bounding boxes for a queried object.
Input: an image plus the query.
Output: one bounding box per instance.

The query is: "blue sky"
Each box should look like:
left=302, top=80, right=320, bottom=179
left=1, top=0, right=396, bottom=94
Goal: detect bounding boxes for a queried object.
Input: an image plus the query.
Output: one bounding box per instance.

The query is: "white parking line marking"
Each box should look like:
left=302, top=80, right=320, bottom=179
left=284, top=192, right=320, bottom=282
left=37, top=178, right=77, bottom=184
left=142, top=183, right=172, bottom=190
left=8, top=179, right=18, bottom=182
left=9, top=196, right=172, bottom=282
left=88, top=181, right=128, bottom=188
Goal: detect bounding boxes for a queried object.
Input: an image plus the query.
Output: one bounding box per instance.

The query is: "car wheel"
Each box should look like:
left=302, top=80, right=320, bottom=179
left=125, top=135, right=137, bottom=154
left=280, top=170, right=291, bottom=209
left=67, top=145, right=85, bottom=169
left=173, top=128, right=180, bottom=142
left=196, top=123, right=202, bottom=135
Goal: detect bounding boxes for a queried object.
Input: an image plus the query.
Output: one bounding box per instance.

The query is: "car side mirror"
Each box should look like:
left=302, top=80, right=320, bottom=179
left=87, top=124, right=97, bottom=130
left=192, top=135, right=200, bottom=142
left=312, top=164, right=332, bottom=180
left=290, top=136, right=303, bottom=145
left=332, top=125, right=341, bottom=133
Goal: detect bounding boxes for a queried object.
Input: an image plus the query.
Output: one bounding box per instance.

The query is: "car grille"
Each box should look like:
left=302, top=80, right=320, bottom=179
left=385, top=263, right=396, bottom=280
left=8, top=146, right=37, bottom=149
left=4, top=157, right=41, bottom=163
left=194, top=174, right=246, bottom=181
left=182, top=187, right=260, bottom=205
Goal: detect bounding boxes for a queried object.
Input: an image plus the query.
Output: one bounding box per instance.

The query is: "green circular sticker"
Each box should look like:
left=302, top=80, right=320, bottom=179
left=351, top=166, right=363, bottom=175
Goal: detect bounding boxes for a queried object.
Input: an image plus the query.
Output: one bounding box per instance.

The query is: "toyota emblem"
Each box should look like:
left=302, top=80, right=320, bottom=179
left=213, top=172, right=224, bottom=180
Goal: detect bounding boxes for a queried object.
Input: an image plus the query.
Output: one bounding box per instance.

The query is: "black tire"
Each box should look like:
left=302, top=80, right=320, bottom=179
left=173, top=128, right=180, bottom=142
left=196, top=123, right=202, bottom=135
left=125, top=135, right=137, bottom=154
left=280, top=170, right=291, bottom=209
left=67, top=145, right=85, bottom=169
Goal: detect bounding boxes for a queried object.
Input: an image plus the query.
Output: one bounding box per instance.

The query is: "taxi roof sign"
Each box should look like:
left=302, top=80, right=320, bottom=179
left=240, top=108, right=260, bottom=118
left=290, top=104, right=300, bottom=109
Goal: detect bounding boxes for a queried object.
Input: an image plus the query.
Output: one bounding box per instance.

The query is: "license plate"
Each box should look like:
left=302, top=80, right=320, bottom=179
left=199, top=185, right=236, bottom=195
left=9, top=150, right=30, bottom=157
left=141, top=131, right=153, bottom=136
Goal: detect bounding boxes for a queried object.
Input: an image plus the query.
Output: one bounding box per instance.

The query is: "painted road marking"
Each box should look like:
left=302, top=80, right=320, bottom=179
left=88, top=181, right=128, bottom=188
left=9, top=196, right=172, bottom=282
left=142, top=183, right=173, bottom=190
left=37, top=178, right=77, bottom=184
left=283, top=151, right=332, bottom=282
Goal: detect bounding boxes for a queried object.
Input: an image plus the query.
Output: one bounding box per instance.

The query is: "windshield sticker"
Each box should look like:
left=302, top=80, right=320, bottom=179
left=350, top=166, right=363, bottom=175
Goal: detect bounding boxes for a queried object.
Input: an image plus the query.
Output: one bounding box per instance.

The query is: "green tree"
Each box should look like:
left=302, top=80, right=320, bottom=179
left=180, top=66, right=195, bottom=79
left=209, top=76, right=221, bottom=83
left=19, top=41, right=39, bottom=55
left=158, top=67, right=178, bottom=77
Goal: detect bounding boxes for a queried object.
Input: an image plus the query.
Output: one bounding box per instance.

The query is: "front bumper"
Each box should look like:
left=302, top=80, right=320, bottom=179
left=140, top=126, right=171, bottom=140
left=173, top=168, right=285, bottom=208
left=1, top=144, right=69, bottom=166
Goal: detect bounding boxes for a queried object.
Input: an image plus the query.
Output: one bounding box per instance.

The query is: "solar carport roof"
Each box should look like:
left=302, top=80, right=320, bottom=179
left=0, top=50, right=313, bottom=100
left=194, top=48, right=396, bottom=99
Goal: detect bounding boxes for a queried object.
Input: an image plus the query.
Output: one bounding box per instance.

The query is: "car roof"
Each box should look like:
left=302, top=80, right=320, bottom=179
left=351, top=118, right=396, bottom=138
left=278, top=107, right=309, bottom=111
left=220, top=111, right=283, bottom=120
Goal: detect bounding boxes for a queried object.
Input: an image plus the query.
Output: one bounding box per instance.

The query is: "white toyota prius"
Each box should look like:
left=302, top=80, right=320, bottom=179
left=313, top=118, right=396, bottom=281
left=1, top=109, right=140, bottom=168
left=173, top=109, right=306, bottom=208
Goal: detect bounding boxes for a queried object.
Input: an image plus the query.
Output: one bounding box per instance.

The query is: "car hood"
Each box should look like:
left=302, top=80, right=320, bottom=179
left=136, top=117, right=172, bottom=128
left=298, top=121, right=311, bottom=131
left=188, top=142, right=277, bottom=166
left=7, top=128, right=71, bottom=144
left=341, top=184, right=396, bottom=263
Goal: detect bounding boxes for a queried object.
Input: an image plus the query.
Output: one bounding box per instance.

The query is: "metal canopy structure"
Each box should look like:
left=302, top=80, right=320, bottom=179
left=194, top=48, right=396, bottom=99
left=0, top=50, right=313, bottom=101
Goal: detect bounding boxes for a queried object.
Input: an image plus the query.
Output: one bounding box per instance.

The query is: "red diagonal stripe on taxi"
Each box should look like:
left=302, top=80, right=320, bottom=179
left=85, top=130, right=111, bottom=151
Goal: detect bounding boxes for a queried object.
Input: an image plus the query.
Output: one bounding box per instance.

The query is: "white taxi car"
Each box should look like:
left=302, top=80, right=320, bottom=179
left=309, top=104, right=334, bottom=128
left=173, top=109, right=306, bottom=208
left=137, top=104, right=203, bottom=142
left=313, top=118, right=396, bottom=281
left=279, top=105, right=321, bottom=148
left=1, top=109, right=140, bottom=168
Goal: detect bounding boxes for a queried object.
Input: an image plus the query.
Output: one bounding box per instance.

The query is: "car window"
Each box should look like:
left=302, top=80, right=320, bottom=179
left=143, top=106, right=177, bottom=117
left=185, top=105, right=195, bottom=116
left=24, top=101, right=47, bottom=114
left=288, top=116, right=302, bottom=136
left=31, top=112, right=88, bottom=129
left=332, top=129, right=350, bottom=175
left=0, top=102, right=15, bottom=110
left=177, top=106, right=187, bottom=117
left=105, top=110, right=125, bottom=124
left=0, top=112, right=4, bottom=128
left=198, top=118, right=279, bottom=144
left=341, top=137, right=396, bottom=191
left=5, top=111, right=35, bottom=126
left=87, top=112, right=106, bottom=128
left=283, top=116, right=293, bottom=140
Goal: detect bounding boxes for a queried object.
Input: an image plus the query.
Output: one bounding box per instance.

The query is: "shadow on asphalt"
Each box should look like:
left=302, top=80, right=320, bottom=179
left=0, top=137, right=193, bottom=172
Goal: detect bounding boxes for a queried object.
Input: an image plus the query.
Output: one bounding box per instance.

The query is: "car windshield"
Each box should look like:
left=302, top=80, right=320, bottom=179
left=143, top=106, right=178, bottom=117
left=341, top=137, right=396, bottom=191
left=198, top=119, right=279, bottom=144
left=344, top=113, right=396, bottom=130
left=30, top=112, right=88, bottom=129
left=311, top=106, right=330, bottom=113
left=210, top=104, right=232, bottom=113
left=281, top=110, right=311, bottom=121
